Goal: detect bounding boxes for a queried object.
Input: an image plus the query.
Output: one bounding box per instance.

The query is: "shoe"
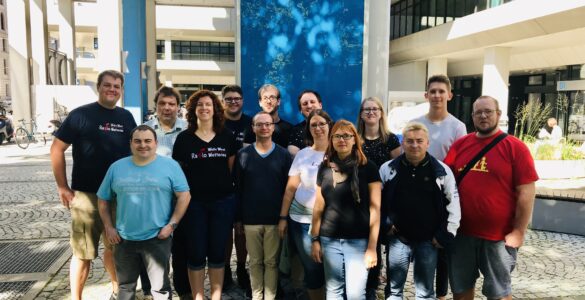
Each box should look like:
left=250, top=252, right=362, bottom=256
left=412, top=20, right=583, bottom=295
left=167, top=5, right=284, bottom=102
left=236, top=266, right=251, bottom=290
left=224, top=266, right=234, bottom=288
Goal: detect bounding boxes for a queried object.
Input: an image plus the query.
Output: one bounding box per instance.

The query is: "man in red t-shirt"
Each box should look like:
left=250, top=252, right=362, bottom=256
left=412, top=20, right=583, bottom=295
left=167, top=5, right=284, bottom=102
left=444, top=96, right=538, bottom=300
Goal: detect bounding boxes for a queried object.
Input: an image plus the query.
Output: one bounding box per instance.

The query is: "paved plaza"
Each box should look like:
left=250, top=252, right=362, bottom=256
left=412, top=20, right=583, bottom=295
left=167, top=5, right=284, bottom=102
left=1, top=142, right=585, bottom=299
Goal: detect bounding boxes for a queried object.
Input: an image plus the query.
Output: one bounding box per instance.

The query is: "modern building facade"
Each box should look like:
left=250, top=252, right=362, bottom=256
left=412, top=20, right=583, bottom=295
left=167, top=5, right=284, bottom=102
left=0, top=0, right=10, bottom=112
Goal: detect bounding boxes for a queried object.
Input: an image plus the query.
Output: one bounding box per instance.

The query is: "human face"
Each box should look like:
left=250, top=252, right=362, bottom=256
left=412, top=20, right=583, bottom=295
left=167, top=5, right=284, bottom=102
left=332, top=128, right=356, bottom=159
left=472, top=97, right=501, bottom=137
left=252, top=114, right=274, bottom=140
left=223, top=91, right=244, bottom=117
left=97, top=75, right=123, bottom=109
left=425, top=82, right=452, bottom=110
left=196, top=96, right=214, bottom=122
left=402, top=129, right=429, bottom=164
left=360, top=100, right=381, bottom=126
left=299, top=93, right=322, bottom=118
left=156, top=95, right=179, bottom=125
left=309, top=115, right=329, bottom=141
left=131, top=130, right=157, bottom=161
left=259, top=87, right=280, bottom=114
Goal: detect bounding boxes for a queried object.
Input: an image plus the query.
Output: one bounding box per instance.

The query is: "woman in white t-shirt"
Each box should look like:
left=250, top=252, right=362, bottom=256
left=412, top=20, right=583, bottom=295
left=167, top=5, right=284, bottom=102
left=278, top=109, right=332, bottom=299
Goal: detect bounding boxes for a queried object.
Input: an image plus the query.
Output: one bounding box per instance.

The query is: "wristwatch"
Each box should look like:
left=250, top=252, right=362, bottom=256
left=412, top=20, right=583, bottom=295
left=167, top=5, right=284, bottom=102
left=169, top=222, right=178, bottom=230
left=311, top=236, right=320, bottom=243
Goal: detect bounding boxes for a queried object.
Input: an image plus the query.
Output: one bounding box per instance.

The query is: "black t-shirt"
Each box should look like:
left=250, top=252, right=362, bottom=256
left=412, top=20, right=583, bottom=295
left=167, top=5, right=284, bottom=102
left=224, top=114, right=252, bottom=149
left=172, top=129, right=238, bottom=201
left=362, top=135, right=401, bottom=167
left=244, top=117, right=292, bottom=148
left=317, top=160, right=381, bottom=239
left=54, top=102, right=137, bottom=193
left=288, top=121, right=307, bottom=150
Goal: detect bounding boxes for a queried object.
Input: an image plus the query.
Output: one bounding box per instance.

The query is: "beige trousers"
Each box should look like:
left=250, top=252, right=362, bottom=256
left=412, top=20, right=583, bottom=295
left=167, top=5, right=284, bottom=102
left=244, top=225, right=281, bottom=300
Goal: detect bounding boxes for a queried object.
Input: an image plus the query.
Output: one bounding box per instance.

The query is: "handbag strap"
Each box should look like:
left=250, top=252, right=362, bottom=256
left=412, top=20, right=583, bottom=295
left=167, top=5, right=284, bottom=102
left=456, top=132, right=507, bottom=185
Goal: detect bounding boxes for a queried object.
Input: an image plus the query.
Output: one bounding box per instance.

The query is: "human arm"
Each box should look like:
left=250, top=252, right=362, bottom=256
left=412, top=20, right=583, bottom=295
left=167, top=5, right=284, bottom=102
left=365, top=181, right=382, bottom=269
left=278, top=175, right=301, bottom=238
left=310, top=185, right=325, bottom=263
left=50, top=138, right=73, bottom=209
left=287, top=145, right=300, bottom=157
left=505, top=182, right=536, bottom=248
left=389, top=147, right=401, bottom=159
left=158, top=191, right=191, bottom=239
left=98, top=199, right=121, bottom=244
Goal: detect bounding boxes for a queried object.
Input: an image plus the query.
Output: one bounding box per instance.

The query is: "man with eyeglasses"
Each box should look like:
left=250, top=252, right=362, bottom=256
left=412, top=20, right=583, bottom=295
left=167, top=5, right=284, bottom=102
left=411, top=74, right=466, bottom=300
left=244, top=84, right=292, bottom=148
left=287, top=90, right=323, bottom=156
left=235, top=111, right=292, bottom=300
left=444, top=96, right=538, bottom=300
left=220, top=84, right=253, bottom=295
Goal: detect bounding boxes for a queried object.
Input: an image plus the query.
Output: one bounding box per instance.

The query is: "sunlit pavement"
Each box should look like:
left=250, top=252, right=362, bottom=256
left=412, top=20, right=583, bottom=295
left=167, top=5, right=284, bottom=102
left=1, top=143, right=585, bottom=299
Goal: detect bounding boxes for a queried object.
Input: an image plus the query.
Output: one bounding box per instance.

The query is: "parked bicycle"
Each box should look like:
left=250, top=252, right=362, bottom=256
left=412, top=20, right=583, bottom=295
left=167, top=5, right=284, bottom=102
left=15, top=117, right=47, bottom=149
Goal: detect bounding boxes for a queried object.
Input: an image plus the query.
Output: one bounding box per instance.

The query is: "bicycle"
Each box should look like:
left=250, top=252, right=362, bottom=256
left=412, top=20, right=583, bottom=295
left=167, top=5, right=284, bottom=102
left=15, top=117, right=47, bottom=149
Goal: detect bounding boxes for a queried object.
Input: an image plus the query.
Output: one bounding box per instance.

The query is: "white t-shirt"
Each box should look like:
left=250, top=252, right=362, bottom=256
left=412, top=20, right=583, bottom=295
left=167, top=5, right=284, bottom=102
left=412, top=114, right=467, bottom=161
left=288, top=147, right=325, bottom=223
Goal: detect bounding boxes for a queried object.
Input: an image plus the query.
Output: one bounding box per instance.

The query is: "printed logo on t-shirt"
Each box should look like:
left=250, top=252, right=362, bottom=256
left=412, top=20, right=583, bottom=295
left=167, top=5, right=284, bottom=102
left=191, top=147, right=228, bottom=159
left=458, top=156, right=489, bottom=173
left=99, top=122, right=125, bottom=133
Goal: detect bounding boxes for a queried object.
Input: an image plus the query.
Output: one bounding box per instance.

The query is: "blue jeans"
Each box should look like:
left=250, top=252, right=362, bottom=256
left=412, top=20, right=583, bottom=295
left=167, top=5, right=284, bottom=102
left=385, top=237, right=437, bottom=300
left=185, top=194, right=236, bottom=270
left=288, top=219, right=325, bottom=289
left=321, top=236, right=368, bottom=300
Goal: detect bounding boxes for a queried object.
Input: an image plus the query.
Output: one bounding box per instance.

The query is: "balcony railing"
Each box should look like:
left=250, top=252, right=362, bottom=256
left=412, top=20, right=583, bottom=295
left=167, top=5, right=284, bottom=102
left=169, top=53, right=235, bottom=62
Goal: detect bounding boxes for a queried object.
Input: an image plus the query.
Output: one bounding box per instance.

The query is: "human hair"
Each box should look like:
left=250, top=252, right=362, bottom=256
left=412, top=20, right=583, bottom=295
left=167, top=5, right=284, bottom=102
left=222, top=85, right=243, bottom=97
left=97, top=70, right=124, bottom=89
left=474, top=95, right=500, bottom=112
left=297, top=89, right=322, bottom=110
left=402, top=121, right=429, bottom=139
left=257, top=84, right=280, bottom=100
left=185, top=90, right=225, bottom=133
left=305, top=109, right=333, bottom=146
left=427, top=74, right=452, bottom=92
left=154, top=86, right=181, bottom=105
left=324, top=120, right=367, bottom=166
left=130, top=125, right=158, bottom=142
left=252, top=111, right=274, bottom=124
left=357, top=97, right=391, bottom=143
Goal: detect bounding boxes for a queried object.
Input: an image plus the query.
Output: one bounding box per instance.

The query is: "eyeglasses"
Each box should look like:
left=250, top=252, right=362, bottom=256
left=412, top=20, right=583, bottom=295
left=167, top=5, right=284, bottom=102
left=253, top=122, right=275, bottom=128
left=310, top=122, right=328, bottom=129
left=224, top=97, right=242, bottom=104
left=472, top=109, right=497, bottom=117
left=362, top=107, right=381, bottom=114
left=261, top=95, right=278, bottom=102
left=332, top=134, right=354, bottom=141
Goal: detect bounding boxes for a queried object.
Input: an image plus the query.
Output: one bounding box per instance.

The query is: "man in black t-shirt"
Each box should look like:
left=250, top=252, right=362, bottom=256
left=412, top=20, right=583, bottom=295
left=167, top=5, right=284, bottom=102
left=50, top=70, right=137, bottom=300
left=287, top=90, right=323, bottom=157
left=244, top=84, right=292, bottom=148
left=221, top=84, right=252, bottom=294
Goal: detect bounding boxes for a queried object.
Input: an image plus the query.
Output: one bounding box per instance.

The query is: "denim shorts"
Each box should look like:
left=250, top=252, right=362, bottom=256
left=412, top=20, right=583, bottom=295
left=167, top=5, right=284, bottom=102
left=448, top=234, right=517, bottom=298
left=184, top=194, right=236, bottom=270
left=288, top=219, right=325, bottom=289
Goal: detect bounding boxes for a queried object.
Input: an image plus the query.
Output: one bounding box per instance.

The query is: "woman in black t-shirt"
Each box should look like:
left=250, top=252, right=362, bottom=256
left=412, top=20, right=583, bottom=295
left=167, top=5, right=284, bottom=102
left=172, top=90, right=238, bottom=300
left=310, top=120, right=382, bottom=300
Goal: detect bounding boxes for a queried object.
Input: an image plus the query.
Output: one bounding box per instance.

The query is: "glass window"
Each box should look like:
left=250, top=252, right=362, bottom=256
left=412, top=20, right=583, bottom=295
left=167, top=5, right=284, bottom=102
left=435, top=0, right=446, bottom=25
left=428, top=0, right=436, bottom=27
left=406, top=4, right=413, bottom=35
left=413, top=3, right=421, bottom=32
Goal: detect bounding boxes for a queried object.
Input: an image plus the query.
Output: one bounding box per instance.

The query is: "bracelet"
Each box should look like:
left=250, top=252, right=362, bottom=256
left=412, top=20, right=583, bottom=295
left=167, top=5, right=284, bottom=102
left=311, top=236, right=320, bottom=243
left=279, top=216, right=288, bottom=220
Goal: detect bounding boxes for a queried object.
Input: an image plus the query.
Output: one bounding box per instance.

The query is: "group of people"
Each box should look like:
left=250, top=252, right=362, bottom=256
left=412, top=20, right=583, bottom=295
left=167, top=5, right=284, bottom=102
left=50, top=70, right=538, bottom=300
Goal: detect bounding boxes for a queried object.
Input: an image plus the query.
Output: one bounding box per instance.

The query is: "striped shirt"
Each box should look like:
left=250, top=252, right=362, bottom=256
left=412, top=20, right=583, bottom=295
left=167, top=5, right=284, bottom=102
left=144, top=118, right=187, bottom=157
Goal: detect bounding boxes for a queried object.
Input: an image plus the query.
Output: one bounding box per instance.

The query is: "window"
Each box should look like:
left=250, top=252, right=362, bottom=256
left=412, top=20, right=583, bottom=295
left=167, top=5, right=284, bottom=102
left=171, top=40, right=235, bottom=62
left=0, top=13, right=4, bottom=31
left=3, top=59, right=6, bottom=75
left=2, top=39, right=5, bottom=52
left=156, top=40, right=165, bottom=59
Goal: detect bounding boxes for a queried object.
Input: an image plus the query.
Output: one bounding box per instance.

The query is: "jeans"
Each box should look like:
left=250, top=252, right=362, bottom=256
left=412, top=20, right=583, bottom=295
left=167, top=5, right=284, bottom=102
left=185, top=194, right=236, bottom=270
left=244, top=225, right=281, bottom=300
left=114, top=237, right=172, bottom=300
left=288, top=219, right=325, bottom=289
left=385, top=237, right=437, bottom=300
left=321, top=236, right=369, bottom=300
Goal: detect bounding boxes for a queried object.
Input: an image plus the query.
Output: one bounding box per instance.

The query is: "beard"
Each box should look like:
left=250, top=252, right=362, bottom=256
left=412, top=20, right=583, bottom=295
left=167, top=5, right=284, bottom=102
left=475, top=123, right=499, bottom=135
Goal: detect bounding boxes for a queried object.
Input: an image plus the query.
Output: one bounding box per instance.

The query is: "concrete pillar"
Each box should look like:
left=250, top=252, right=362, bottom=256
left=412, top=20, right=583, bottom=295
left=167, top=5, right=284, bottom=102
left=482, top=47, right=510, bottom=127
left=164, top=39, right=172, bottom=61
left=7, top=0, right=33, bottom=122
left=362, top=0, right=390, bottom=107
left=145, top=0, right=156, bottom=111
left=57, top=0, right=76, bottom=85
left=96, top=0, right=122, bottom=71
left=427, top=57, right=448, bottom=79
left=29, top=0, right=49, bottom=86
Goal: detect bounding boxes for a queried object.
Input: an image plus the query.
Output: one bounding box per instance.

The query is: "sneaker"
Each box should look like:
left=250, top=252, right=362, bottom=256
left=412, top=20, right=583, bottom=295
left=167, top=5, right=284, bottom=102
left=224, top=266, right=234, bottom=288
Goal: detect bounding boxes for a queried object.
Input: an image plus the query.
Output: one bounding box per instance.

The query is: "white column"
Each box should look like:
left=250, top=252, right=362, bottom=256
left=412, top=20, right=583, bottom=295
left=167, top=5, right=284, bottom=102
left=146, top=0, right=156, bottom=111
left=482, top=47, right=510, bottom=126
left=96, top=0, right=122, bottom=71
left=164, top=39, right=172, bottom=61
left=30, top=0, right=49, bottom=85
left=57, top=0, right=76, bottom=84
left=362, top=0, right=390, bottom=106
left=7, top=0, right=33, bottom=121
left=427, top=57, right=448, bottom=79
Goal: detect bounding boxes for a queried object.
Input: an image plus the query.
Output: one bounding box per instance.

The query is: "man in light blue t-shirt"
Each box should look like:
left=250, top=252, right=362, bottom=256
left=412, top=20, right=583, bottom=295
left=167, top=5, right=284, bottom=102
left=97, top=125, right=191, bottom=300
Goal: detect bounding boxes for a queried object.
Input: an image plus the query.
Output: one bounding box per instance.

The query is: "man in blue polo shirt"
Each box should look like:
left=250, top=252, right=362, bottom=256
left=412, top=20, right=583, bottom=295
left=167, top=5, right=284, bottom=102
left=97, top=125, right=191, bottom=300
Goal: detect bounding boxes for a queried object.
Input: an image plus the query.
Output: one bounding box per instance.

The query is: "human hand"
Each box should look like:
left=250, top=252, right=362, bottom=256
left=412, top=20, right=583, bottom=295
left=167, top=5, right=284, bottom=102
left=278, top=219, right=288, bottom=239
left=505, top=229, right=525, bottom=248
left=58, top=186, right=74, bottom=209
left=311, top=241, right=323, bottom=263
left=157, top=224, right=173, bottom=240
left=105, top=226, right=121, bottom=245
left=432, top=238, right=443, bottom=249
left=364, top=248, right=377, bottom=269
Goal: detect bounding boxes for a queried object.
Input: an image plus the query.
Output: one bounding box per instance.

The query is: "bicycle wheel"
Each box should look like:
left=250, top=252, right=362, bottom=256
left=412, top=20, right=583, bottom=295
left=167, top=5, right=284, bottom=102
left=15, top=128, right=30, bottom=149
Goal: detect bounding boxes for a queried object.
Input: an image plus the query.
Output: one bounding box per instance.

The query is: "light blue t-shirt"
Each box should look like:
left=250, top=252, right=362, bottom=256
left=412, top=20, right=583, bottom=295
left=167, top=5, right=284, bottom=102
left=97, top=155, right=189, bottom=241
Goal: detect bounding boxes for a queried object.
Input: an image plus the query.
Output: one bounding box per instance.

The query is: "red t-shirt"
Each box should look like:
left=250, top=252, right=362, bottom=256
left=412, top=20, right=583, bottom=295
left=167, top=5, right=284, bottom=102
left=444, top=131, right=539, bottom=241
